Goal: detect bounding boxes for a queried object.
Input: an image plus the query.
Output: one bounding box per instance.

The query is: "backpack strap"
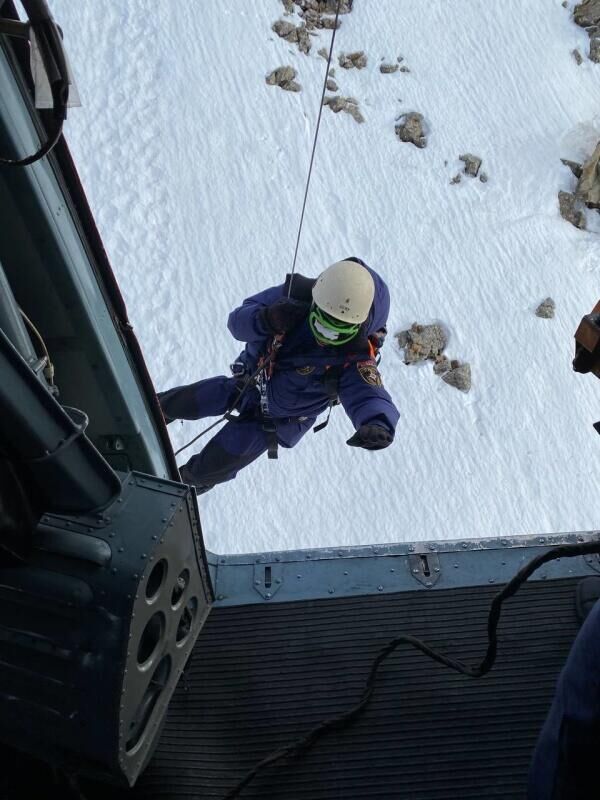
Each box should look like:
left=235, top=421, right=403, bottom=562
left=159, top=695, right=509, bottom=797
left=284, top=273, right=316, bottom=302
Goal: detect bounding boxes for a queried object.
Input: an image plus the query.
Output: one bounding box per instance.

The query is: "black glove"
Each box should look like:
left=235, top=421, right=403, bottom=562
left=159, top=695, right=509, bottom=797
left=347, top=424, right=394, bottom=450
left=261, top=298, right=309, bottom=334
left=573, top=343, right=595, bottom=374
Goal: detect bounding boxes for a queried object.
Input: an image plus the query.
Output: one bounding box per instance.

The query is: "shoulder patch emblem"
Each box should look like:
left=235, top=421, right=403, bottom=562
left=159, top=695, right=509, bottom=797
left=296, top=365, right=316, bottom=376
left=357, top=360, right=383, bottom=387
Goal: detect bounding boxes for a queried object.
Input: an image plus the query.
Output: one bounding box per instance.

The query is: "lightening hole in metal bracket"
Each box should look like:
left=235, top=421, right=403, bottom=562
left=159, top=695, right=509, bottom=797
left=171, top=568, right=190, bottom=609
left=264, top=566, right=272, bottom=588
left=137, top=612, right=165, bottom=667
left=146, top=559, right=168, bottom=602
left=176, top=597, right=198, bottom=645
left=420, top=555, right=431, bottom=577
left=126, top=654, right=172, bottom=753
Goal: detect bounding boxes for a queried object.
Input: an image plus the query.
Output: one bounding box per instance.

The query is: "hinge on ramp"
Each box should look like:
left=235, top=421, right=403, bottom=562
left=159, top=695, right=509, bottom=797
left=253, top=562, right=283, bottom=600
left=409, top=552, right=441, bottom=587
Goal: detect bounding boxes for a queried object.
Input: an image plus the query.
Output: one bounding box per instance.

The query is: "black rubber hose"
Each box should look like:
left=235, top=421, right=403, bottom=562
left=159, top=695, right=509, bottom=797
left=0, top=0, right=69, bottom=167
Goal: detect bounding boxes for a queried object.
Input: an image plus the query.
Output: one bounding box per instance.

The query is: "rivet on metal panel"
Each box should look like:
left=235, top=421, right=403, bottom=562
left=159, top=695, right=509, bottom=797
left=152, top=535, right=158, bottom=540
left=373, top=548, right=379, bottom=555
left=377, top=586, right=384, bottom=592
left=338, top=551, right=344, bottom=557
left=275, top=556, right=281, bottom=562
left=306, top=554, right=312, bottom=559
left=501, top=540, right=508, bottom=546
left=255, top=580, right=261, bottom=585
left=161, top=518, right=167, bottom=524
left=408, top=545, right=415, bottom=552
left=255, top=558, right=262, bottom=564
left=501, top=561, right=506, bottom=566
left=390, top=568, right=395, bottom=573
left=109, top=532, right=115, bottom=538
left=265, top=593, right=272, bottom=600
left=429, top=545, right=436, bottom=552
left=217, top=595, right=224, bottom=600
left=220, top=558, right=226, bottom=564
left=297, top=575, right=302, bottom=579
left=489, top=578, right=495, bottom=584
left=539, top=537, right=546, bottom=544
left=425, top=581, right=432, bottom=588
left=141, top=554, right=147, bottom=560
left=328, top=588, right=334, bottom=594
left=343, top=571, right=349, bottom=576
left=275, top=578, right=282, bottom=584
left=461, top=542, right=469, bottom=549
left=133, top=574, right=139, bottom=579
left=578, top=536, right=585, bottom=542
left=412, top=568, right=419, bottom=574
left=118, top=547, right=124, bottom=553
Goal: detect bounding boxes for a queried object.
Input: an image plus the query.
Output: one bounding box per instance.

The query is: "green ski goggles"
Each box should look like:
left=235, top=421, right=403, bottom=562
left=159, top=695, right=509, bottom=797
left=309, top=305, right=361, bottom=346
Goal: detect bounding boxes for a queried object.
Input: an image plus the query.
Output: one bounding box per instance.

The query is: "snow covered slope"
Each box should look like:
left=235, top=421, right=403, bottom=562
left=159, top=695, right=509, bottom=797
left=47, top=0, right=600, bottom=554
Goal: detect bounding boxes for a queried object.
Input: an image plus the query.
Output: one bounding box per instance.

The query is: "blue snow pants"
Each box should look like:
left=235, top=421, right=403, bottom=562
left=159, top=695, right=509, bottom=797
left=528, top=599, right=600, bottom=799
left=159, top=376, right=315, bottom=488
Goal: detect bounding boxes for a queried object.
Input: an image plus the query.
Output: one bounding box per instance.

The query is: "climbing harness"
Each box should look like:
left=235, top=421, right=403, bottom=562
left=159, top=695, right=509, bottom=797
left=223, top=538, right=600, bottom=799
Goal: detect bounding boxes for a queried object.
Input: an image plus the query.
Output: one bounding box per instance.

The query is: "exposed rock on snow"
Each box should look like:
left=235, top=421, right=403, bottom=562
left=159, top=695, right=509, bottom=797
left=323, top=95, right=364, bottom=123
left=572, top=47, right=584, bottom=64
left=535, top=298, right=556, bottom=319
left=450, top=174, right=462, bottom=185
left=318, top=47, right=329, bottom=59
left=395, top=112, right=427, bottom=148
left=380, top=62, right=399, bottom=74
left=433, top=354, right=451, bottom=375
left=590, top=34, right=600, bottom=61
left=339, top=51, right=368, bottom=69
left=271, top=20, right=312, bottom=54
left=576, top=141, right=600, bottom=208
left=442, top=362, right=472, bottom=393
left=396, top=323, right=448, bottom=364
left=282, top=0, right=295, bottom=13
left=326, top=79, right=339, bottom=91
left=459, top=153, right=482, bottom=177
left=266, top=66, right=302, bottom=92
left=561, top=158, right=583, bottom=178
left=294, top=0, right=353, bottom=13
left=399, top=65, right=411, bottom=73
left=290, top=0, right=352, bottom=30
left=479, top=172, right=489, bottom=183
left=558, top=190, right=586, bottom=229
left=574, top=0, right=600, bottom=27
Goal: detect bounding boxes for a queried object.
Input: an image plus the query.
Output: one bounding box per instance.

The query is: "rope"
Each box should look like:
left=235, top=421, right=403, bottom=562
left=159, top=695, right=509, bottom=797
left=288, top=0, right=342, bottom=297
left=222, top=539, right=600, bottom=798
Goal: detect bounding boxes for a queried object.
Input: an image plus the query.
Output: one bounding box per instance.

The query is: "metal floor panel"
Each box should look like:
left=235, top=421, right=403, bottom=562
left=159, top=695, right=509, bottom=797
left=133, top=579, right=580, bottom=800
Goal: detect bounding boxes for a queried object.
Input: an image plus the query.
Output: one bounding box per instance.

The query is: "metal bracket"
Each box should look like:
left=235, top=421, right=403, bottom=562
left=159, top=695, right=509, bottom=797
left=253, top=562, right=283, bottom=600
left=584, top=553, right=600, bottom=574
left=409, top=553, right=441, bottom=587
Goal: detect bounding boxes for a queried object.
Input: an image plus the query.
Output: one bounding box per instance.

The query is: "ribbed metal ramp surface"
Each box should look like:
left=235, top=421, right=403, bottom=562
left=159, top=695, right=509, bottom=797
left=134, top=579, right=580, bottom=800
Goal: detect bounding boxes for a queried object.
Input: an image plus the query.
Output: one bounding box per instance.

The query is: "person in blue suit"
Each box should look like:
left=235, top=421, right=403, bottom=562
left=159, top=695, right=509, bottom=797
left=159, top=258, right=399, bottom=493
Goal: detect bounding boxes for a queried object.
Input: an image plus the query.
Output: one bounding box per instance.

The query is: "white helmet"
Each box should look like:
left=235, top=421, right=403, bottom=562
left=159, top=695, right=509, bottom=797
left=312, top=260, right=375, bottom=324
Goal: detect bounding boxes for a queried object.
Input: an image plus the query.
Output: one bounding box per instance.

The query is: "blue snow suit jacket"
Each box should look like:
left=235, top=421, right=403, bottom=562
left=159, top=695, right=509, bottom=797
left=227, top=258, right=400, bottom=436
